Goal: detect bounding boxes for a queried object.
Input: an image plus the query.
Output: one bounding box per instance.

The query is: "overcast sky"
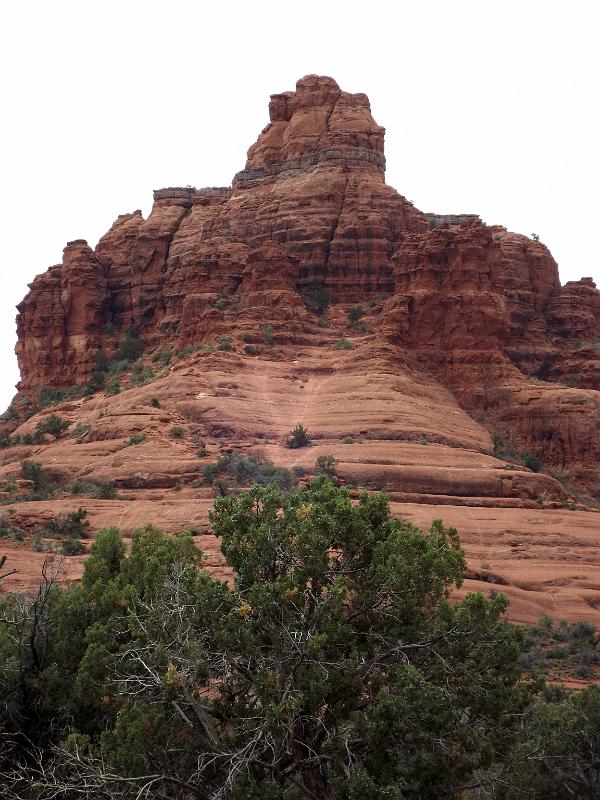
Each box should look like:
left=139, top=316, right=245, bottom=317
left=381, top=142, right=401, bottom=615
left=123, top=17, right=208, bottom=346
left=1, top=0, right=598, bottom=411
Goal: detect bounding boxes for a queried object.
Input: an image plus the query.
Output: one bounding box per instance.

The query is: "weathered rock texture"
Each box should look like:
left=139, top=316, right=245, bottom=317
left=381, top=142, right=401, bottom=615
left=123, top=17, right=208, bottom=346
left=4, top=75, right=600, bottom=621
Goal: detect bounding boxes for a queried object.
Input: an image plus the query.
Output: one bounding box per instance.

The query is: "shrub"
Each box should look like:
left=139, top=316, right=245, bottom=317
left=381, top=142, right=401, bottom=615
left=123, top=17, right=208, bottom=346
left=0, top=430, right=11, bottom=448
left=301, top=281, right=328, bottom=314
left=261, top=325, right=274, bottom=346
left=35, top=414, right=70, bottom=440
left=66, top=480, right=116, bottom=500
left=522, top=450, right=541, bottom=472
left=315, top=454, right=338, bottom=477
left=45, top=508, right=89, bottom=539
left=130, top=366, right=155, bottom=386
left=127, top=433, right=146, bottom=446
left=113, top=331, right=144, bottom=363
left=61, top=538, right=87, bottom=556
left=201, top=451, right=294, bottom=491
left=150, top=397, right=160, bottom=408
left=152, top=351, right=173, bottom=365
left=244, top=344, right=259, bottom=355
left=334, top=337, right=354, bottom=350
left=71, top=422, right=90, bottom=438
left=193, top=437, right=208, bottom=457
left=217, top=336, right=233, bottom=351
left=341, top=435, right=355, bottom=444
left=347, top=305, right=364, bottom=323
left=95, top=481, right=117, bottom=500
left=170, top=425, right=185, bottom=439
left=285, top=423, right=311, bottom=449
left=21, top=461, right=49, bottom=494
left=105, top=377, right=121, bottom=395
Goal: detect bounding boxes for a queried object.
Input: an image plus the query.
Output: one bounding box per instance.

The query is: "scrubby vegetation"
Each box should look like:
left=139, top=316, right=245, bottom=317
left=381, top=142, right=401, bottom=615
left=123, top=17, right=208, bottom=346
left=201, top=450, right=295, bottom=491
left=285, top=422, right=311, bottom=449
left=1, top=478, right=600, bottom=797
left=492, top=432, right=542, bottom=472
left=301, top=280, right=328, bottom=314
left=315, top=453, right=338, bottom=477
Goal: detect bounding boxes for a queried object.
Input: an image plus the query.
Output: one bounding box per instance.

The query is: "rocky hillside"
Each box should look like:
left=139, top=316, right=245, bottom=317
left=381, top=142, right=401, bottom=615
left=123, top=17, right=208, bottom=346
left=1, top=75, right=599, bottom=623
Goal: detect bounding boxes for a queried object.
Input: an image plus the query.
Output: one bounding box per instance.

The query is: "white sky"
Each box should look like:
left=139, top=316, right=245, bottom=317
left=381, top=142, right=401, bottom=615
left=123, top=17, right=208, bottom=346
left=1, top=0, right=599, bottom=411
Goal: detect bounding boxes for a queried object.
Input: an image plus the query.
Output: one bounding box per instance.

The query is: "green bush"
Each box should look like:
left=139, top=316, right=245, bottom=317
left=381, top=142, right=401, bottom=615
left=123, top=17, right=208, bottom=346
left=202, top=450, right=294, bottom=491
left=127, top=433, right=146, bottom=446
left=217, top=336, right=233, bottom=351
left=301, top=281, right=328, bottom=314
left=21, top=460, right=49, bottom=494
left=347, top=305, right=364, bottom=323
left=315, top=453, right=338, bottom=477
left=35, top=414, right=70, bottom=440
left=244, top=344, right=259, bottom=355
left=193, top=437, right=208, bottom=457
left=334, top=337, right=354, bottom=350
left=261, top=325, right=274, bottom=346
left=61, top=538, right=87, bottom=556
left=522, top=450, right=541, bottom=472
left=170, top=425, right=185, bottom=439
left=285, top=423, right=311, bottom=449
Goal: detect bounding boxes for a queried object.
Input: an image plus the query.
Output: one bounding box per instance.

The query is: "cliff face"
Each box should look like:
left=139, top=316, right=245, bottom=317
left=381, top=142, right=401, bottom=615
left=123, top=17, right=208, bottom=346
left=4, top=75, right=600, bottom=618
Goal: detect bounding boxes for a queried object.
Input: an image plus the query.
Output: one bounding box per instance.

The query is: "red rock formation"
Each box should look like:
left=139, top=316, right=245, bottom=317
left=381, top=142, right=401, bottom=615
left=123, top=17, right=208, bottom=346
left=4, top=75, right=600, bottom=620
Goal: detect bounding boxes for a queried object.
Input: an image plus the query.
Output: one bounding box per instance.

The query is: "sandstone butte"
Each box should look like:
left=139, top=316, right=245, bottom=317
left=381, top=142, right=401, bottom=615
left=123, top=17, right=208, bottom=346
left=1, top=74, right=599, bottom=625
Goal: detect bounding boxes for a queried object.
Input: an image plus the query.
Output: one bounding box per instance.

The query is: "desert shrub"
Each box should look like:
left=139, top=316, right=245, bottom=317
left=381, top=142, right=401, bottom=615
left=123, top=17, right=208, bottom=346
left=95, top=481, right=117, bottom=500
left=127, top=433, right=146, bottom=446
left=61, top=538, right=87, bottom=556
left=0, top=430, right=11, bottom=448
left=240, top=332, right=252, bottom=343
left=347, top=305, right=364, bottom=323
left=315, top=453, right=338, bottom=477
left=130, top=366, right=155, bottom=386
left=334, top=337, right=354, bottom=350
left=71, top=422, right=90, bottom=438
left=152, top=350, right=174, bottom=365
left=261, top=325, right=274, bottom=346
left=202, top=451, right=294, bottom=491
left=341, top=435, right=355, bottom=444
left=285, top=423, right=311, bottom=449
left=113, top=331, right=144, bottom=363
left=170, top=425, right=185, bottom=439
left=244, top=344, right=259, bottom=355
left=66, top=480, right=116, bottom=500
left=217, top=336, right=233, bottom=351
left=35, top=414, right=70, bottom=440
left=301, top=281, right=328, bottom=314
left=193, top=437, right=208, bottom=457
left=44, top=508, right=89, bottom=539
left=150, top=397, right=160, bottom=408
left=522, top=450, right=541, bottom=472
left=105, top=377, right=121, bottom=395
left=21, top=460, right=49, bottom=494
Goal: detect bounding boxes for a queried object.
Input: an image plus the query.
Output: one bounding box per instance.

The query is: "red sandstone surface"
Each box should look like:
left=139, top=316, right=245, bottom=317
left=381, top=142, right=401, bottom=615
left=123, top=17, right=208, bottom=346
left=2, top=75, right=600, bottom=625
